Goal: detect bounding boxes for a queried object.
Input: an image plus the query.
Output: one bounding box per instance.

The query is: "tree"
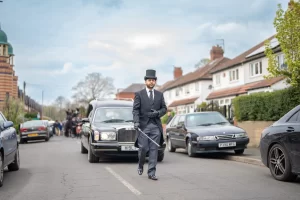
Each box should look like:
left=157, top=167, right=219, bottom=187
left=264, top=0, right=300, bottom=87
left=55, top=96, right=66, bottom=120
left=195, top=58, right=210, bottom=68
left=3, top=98, right=25, bottom=132
left=72, top=72, right=115, bottom=105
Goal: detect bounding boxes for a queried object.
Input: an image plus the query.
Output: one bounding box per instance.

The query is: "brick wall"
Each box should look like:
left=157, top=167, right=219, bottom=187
left=116, top=92, right=135, bottom=99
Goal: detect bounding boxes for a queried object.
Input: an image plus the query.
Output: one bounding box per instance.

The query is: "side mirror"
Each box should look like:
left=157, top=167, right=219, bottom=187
left=229, top=118, right=234, bottom=125
left=82, top=118, right=90, bottom=123
left=3, top=121, right=14, bottom=129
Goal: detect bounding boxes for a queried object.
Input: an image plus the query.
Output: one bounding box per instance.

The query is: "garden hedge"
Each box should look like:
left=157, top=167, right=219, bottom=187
left=232, top=87, right=300, bottom=121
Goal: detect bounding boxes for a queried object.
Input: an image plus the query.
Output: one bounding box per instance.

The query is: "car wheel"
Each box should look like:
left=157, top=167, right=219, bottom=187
left=81, top=141, right=88, bottom=154
left=234, top=149, right=244, bottom=155
left=8, top=147, right=20, bottom=171
left=157, top=153, right=164, bottom=162
left=167, top=137, right=176, bottom=152
left=88, top=139, right=99, bottom=163
left=187, top=138, right=196, bottom=157
left=0, top=153, right=3, bottom=187
left=268, top=144, right=297, bottom=182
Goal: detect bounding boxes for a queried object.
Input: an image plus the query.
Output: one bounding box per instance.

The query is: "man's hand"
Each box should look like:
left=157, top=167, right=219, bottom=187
left=134, top=122, right=140, bottom=130
left=147, top=109, right=159, bottom=118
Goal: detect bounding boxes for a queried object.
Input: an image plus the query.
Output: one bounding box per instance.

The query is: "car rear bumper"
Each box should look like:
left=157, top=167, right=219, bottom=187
left=21, top=131, right=48, bottom=140
left=191, top=137, right=249, bottom=153
left=90, top=142, right=166, bottom=157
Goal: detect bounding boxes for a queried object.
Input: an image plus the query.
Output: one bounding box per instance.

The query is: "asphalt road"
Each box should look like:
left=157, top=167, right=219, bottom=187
left=0, top=136, right=299, bottom=200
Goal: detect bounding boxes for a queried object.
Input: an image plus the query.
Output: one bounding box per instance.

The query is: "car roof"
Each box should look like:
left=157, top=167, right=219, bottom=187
left=89, top=99, right=133, bottom=108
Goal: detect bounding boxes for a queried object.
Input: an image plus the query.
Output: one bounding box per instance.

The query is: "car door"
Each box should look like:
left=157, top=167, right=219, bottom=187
left=167, top=115, right=180, bottom=146
left=285, top=110, right=300, bottom=172
left=0, top=113, right=14, bottom=165
left=176, top=115, right=187, bottom=148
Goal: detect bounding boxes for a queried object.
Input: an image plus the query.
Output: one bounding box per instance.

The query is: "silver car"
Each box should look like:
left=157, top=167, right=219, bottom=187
left=20, top=120, right=50, bottom=143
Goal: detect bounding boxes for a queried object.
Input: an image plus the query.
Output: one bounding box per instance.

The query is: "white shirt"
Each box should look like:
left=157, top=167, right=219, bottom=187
left=146, top=87, right=154, bottom=100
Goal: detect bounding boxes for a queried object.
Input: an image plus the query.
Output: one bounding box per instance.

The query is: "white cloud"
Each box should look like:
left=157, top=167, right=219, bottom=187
left=126, top=33, right=165, bottom=50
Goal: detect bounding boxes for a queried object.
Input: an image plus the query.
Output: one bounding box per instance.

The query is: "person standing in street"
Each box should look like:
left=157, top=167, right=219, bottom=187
left=132, top=69, right=167, bottom=181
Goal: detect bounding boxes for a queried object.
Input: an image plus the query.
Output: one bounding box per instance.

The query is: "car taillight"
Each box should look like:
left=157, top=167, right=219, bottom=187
left=38, top=126, right=46, bottom=131
left=20, top=128, right=27, bottom=132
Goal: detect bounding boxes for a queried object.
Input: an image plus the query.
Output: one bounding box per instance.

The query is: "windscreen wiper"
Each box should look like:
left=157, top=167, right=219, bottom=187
left=101, top=119, right=124, bottom=123
left=124, top=120, right=134, bottom=122
left=214, top=122, right=228, bottom=124
left=197, top=123, right=213, bottom=126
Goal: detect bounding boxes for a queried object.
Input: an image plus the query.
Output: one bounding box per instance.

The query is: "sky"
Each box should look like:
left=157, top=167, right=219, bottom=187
left=0, top=0, right=289, bottom=105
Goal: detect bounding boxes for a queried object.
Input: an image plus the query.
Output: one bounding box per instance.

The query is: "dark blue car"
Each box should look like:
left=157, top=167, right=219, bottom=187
left=0, top=111, right=20, bottom=187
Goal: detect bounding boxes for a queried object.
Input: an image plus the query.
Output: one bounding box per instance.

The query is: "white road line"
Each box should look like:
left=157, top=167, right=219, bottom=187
left=105, top=167, right=142, bottom=196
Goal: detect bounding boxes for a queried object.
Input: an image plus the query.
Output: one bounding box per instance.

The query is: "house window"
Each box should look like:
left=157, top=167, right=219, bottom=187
left=277, top=54, right=287, bottom=70
left=175, top=88, right=179, bottom=96
left=195, top=82, right=199, bottom=91
left=185, top=85, right=190, bottom=94
left=229, top=69, right=239, bottom=81
left=250, top=61, right=262, bottom=76
left=216, top=74, right=221, bottom=85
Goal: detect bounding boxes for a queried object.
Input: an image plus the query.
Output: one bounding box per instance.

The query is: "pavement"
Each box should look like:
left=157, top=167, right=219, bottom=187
left=1, top=136, right=299, bottom=200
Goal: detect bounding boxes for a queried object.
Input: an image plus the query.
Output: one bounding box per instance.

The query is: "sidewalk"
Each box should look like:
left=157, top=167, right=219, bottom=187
left=223, top=147, right=264, bottom=167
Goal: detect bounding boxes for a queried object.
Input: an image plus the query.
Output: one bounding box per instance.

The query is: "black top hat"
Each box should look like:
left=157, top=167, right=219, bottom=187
left=144, top=69, right=157, bottom=80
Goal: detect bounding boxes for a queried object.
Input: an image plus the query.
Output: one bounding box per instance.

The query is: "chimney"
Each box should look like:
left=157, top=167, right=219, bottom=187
left=173, top=67, right=183, bottom=79
left=210, top=45, right=224, bottom=61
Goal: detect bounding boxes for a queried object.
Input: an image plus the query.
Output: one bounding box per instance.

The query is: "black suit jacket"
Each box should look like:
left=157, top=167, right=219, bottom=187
left=132, top=88, right=167, bottom=147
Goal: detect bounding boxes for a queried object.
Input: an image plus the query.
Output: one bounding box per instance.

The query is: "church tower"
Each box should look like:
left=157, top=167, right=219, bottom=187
left=0, top=25, right=18, bottom=111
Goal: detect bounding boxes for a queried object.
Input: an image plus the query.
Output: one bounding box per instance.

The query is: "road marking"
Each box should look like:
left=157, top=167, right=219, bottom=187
left=105, top=167, right=142, bottom=196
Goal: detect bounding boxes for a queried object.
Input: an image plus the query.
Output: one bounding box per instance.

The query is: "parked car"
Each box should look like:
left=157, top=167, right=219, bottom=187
left=260, top=105, right=300, bottom=182
left=166, top=111, right=249, bottom=157
left=19, top=120, right=50, bottom=143
left=0, top=111, right=20, bottom=187
left=80, top=99, right=166, bottom=163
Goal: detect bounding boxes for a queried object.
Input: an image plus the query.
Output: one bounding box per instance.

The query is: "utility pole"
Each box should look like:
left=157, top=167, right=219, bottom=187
left=41, top=90, right=44, bottom=119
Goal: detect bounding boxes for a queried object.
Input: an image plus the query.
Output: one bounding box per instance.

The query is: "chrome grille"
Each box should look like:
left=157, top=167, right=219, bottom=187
left=118, top=128, right=137, bottom=142
left=216, top=134, right=234, bottom=140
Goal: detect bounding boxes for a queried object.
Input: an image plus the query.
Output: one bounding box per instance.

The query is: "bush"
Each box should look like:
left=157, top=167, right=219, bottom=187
left=161, top=110, right=175, bottom=124
left=232, top=87, right=300, bottom=121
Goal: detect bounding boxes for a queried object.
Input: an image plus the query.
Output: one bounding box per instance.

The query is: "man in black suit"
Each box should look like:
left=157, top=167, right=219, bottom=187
left=132, top=69, right=167, bottom=180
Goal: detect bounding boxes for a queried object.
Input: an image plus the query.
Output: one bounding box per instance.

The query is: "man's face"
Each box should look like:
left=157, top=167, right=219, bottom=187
left=145, top=79, right=156, bottom=89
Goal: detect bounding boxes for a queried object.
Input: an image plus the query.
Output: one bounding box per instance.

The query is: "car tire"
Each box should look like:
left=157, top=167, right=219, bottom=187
left=88, top=139, right=99, bottom=163
left=187, top=138, right=196, bottom=157
left=20, top=138, right=25, bottom=144
left=0, top=153, right=3, bottom=187
left=157, top=153, right=164, bottom=162
left=167, top=137, right=176, bottom=152
left=81, top=142, right=88, bottom=154
left=8, top=147, right=20, bottom=171
left=234, top=149, right=244, bottom=155
left=268, top=144, right=297, bottom=182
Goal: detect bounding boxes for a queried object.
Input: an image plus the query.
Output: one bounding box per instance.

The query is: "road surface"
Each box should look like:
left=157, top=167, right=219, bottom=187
left=0, top=136, right=299, bottom=200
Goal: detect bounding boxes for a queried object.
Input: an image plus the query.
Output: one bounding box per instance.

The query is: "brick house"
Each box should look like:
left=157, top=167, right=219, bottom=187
left=0, top=26, right=18, bottom=111
left=116, top=83, right=146, bottom=99
left=158, top=45, right=231, bottom=114
left=206, top=35, right=289, bottom=105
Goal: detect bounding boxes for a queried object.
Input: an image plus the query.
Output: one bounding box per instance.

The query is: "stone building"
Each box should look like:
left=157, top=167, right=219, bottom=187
left=0, top=26, right=18, bottom=111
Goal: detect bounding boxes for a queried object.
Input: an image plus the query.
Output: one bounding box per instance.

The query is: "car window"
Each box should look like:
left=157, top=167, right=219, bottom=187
left=170, top=116, right=180, bottom=127
left=0, top=113, right=6, bottom=126
left=93, top=107, right=133, bottom=123
left=23, top=120, right=44, bottom=127
left=178, top=115, right=185, bottom=126
left=287, top=110, right=300, bottom=122
left=186, top=112, right=228, bottom=127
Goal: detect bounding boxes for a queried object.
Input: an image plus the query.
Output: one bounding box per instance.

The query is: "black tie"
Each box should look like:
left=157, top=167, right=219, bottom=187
left=149, top=90, right=153, bottom=103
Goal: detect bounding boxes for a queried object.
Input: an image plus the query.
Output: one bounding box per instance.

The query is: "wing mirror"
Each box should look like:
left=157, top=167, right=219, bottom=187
left=3, top=121, right=14, bottom=129
left=82, top=118, right=90, bottom=123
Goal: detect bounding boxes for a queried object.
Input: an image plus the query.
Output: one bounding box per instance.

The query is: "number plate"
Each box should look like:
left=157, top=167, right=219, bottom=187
left=218, top=142, right=236, bottom=148
left=121, top=146, right=139, bottom=151
left=28, top=133, right=38, bottom=137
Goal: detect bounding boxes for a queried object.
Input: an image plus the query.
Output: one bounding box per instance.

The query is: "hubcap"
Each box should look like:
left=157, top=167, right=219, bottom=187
left=168, top=139, right=172, bottom=150
left=270, top=147, right=286, bottom=176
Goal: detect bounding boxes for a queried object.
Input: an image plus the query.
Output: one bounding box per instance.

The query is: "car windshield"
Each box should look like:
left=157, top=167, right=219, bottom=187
left=23, top=120, right=44, bottom=128
left=186, top=112, right=229, bottom=127
left=93, top=107, right=133, bottom=123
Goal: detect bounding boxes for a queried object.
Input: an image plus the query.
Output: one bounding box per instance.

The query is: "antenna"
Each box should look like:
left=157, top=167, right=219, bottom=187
left=216, top=39, right=225, bottom=53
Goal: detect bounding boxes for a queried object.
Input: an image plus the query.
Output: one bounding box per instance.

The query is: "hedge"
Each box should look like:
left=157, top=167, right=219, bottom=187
left=232, top=87, right=300, bottom=121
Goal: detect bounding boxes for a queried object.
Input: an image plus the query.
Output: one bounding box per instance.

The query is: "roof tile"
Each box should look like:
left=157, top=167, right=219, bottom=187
left=168, top=97, right=199, bottom=107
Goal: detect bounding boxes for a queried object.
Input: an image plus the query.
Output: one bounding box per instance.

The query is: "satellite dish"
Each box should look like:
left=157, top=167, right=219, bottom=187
left=208, top=85, right=213, bottom=90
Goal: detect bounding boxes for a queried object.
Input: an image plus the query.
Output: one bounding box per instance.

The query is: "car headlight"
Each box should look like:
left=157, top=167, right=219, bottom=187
left=234, top=132, right=247, bottom=138
left=100, top=132, right=116, bottom=140
left=94, top=131, right=100, bottom=140
left=197, top=136, right=216, bottom=141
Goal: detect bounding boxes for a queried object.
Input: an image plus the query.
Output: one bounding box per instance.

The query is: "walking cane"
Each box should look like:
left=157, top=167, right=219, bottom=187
left=137, top=128, right=161, bottom=147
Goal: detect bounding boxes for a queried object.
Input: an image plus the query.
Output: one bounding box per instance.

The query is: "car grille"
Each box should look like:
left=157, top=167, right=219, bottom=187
left=118, top=128, right=137, bottom=142
left=215, top=134, right=234, bottom=140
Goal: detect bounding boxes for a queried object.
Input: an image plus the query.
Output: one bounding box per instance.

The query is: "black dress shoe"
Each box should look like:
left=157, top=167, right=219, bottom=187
left=137, top=168, right=143, bottom=175
left=148, top=175, right=158, bottom=180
